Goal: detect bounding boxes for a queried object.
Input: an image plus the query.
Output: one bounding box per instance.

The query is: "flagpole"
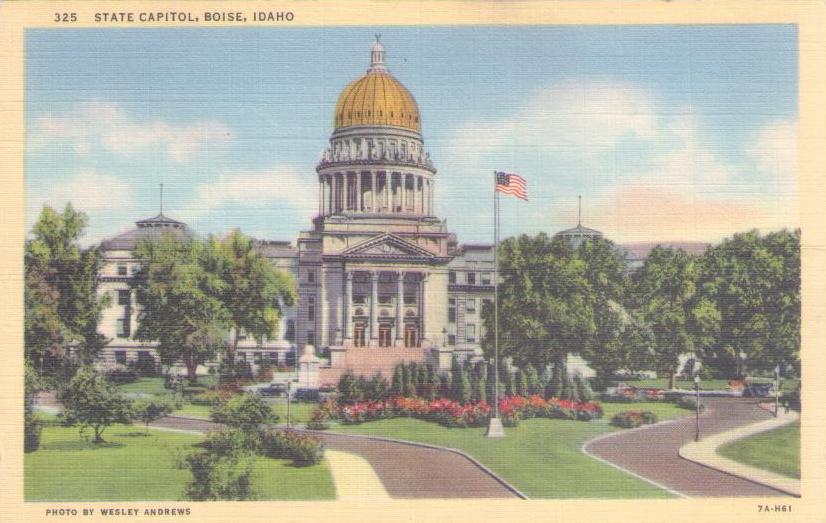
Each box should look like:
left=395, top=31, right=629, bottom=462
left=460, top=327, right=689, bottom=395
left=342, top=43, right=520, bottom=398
left=487, top=171, right=504, bottom=437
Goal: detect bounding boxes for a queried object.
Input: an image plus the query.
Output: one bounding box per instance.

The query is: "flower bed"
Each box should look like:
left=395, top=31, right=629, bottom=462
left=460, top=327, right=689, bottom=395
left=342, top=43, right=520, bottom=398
left=610, top=410, right=659, bottom=428
left=602, top=385, right=666, bottom=403
left=326, top=395, right=602, bottom=428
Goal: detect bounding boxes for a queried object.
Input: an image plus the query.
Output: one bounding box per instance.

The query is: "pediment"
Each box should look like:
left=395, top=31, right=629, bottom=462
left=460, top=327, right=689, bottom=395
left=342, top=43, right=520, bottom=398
left=343, top=234, right=435, bottom=259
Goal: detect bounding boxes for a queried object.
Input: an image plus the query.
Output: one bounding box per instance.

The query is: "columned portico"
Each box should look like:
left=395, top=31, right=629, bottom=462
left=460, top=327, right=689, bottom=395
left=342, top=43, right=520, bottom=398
left=395, top=271, right=404, bottom=345
left=370, top=271, right=379, bottom=345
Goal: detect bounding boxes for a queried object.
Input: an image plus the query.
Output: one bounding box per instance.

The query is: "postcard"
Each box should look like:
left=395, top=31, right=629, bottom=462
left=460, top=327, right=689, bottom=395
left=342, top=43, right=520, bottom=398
left=1, top=1, right=825, bottom=522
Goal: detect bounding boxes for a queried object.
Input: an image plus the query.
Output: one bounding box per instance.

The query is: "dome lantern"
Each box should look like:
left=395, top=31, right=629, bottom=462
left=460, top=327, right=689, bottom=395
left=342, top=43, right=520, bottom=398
left=369, top=34, right=387, bottom=72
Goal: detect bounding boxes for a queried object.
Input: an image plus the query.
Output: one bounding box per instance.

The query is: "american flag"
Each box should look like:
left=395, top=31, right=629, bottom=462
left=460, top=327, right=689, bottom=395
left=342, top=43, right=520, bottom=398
left=495, top=171, right=528, bottom=200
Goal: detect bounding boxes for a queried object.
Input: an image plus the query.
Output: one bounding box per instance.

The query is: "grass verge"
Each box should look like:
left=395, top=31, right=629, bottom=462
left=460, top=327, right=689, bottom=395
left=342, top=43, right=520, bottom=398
left=716, top=421, right=800, bottom=479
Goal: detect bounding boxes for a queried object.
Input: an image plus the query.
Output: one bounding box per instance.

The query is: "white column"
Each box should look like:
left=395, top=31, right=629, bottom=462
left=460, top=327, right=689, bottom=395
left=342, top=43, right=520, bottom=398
left=318, top=176, right=322, bottom=216
left=419, top=273, right=427, bottom=343
left=396, top=271, right=404, bottom=343
left=401, top=174, right=407, bottom=212
left=356, top=172, right=363, bottom=212
left=344, top=173, right=350, bottom=211
left=332, top=174, right=339, bottom=213
left=370, top=271, right=379, bottom=343
left=344, top=271, right=352, bottom=340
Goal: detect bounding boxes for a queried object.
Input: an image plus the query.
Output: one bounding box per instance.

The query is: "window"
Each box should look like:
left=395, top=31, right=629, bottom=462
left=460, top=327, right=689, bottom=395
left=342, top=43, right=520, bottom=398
left=308, top=297, right=315, bottom=321
left=481, top=273, right=491, bottom=285
left=353, top=295, right=366, bottom=305
left=307, top=271, right=315, bottom=283
left=254, top=352, right=263, bottom=364
left=286, top=350, right=296, bottom=367
left=115, top=350, right=127, bottom=365
left=379, top=295, right=392, bottom=305
left=449, top=271, right=456, bottom=284
left=116, top=318, right=130, bottom=338
left=117, top=263, right=128, bottom=276
left=448, top=335, right=456, bottom=345
left=307, top=331, right=315, bottom=346
left=466, top=298, right=477, bottom=314
left=117, top=289, right=130, bottom=306
left=448, top=298, right=456, bottom=323
left=285, top=320, right=295, bottom=342
left=238, top=328, right=247, bottom=341
left=467, top=272, right=476, bottom=285
left=466, top=324, right=476, bottom=343
left=268, top=352, right=278, bottom=365
left=404, top=294, right=416, bottom=305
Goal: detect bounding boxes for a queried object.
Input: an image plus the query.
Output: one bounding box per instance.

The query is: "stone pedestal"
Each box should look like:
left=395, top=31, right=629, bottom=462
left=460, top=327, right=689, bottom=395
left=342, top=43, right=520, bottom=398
left=298, top=344, right=322, bottom=389
left=486, top=417, right=505, bottom=438
left=328, top=345, right=347, bottom=369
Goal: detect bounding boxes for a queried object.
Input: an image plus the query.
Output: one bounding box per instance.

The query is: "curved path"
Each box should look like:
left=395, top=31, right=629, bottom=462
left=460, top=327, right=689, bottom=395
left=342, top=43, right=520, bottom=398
left=152, top=416, right=519, bottom=499
left=584, top=397, right=791, bottom=497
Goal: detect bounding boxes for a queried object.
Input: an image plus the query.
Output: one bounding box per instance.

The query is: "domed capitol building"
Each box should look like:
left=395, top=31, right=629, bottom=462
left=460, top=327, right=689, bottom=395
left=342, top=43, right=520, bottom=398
left=97, top=39, right=501, bottom=382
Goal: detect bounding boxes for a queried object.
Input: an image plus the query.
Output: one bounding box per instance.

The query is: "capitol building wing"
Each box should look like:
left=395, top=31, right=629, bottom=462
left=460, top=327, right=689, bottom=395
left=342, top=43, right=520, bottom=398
left=96, top=39, right=495, bottom=382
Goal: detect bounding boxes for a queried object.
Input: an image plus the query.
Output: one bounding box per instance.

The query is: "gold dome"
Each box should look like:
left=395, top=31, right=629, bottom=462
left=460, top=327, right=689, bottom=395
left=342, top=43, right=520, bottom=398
left=333, top=40, right=421, bottom=133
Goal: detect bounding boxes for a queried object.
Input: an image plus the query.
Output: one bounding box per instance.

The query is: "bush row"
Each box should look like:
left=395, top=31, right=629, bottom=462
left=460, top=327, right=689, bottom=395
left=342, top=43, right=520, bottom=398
left=610, top=410, right=659, bottom=428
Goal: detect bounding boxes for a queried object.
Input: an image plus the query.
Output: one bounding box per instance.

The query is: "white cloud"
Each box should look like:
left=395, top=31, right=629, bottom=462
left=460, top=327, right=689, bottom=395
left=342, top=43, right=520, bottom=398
left=184, top=166, right=317, bottom=218
left=28, top=171, right=135, bottom=215
left=30, top=101, right=230, bottom=164
left=748, top=119, right=798, bottom=178
left=450, top=79, right=658, bottom=153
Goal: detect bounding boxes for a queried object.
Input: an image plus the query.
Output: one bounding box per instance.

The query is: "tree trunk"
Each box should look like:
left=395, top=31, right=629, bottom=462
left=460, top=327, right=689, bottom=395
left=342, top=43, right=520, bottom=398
left=184, top=354, right=198, bottom=384
left=93, top=425, right=105, bottom=443
left=225, top=327, right=239, bottom=378
left=669, top=372, right=677, bottom=390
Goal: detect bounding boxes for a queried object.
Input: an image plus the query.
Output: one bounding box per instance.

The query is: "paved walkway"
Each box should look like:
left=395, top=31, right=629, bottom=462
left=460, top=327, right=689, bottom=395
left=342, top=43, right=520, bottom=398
left=679, top=407, right=800, bottom=497
left=151, top=416, right=519, bottom=499
left=583, top=397, right=792, bottom=497
left=325, top=450, right=390, bottom=500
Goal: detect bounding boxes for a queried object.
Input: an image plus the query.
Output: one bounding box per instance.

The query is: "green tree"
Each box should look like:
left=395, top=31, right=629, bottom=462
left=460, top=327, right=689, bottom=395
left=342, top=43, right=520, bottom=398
left=694, top=229, right=800, bottom=376
left=482, top=234, right=597, bottom=386
left=391, top=364, right=404, bottom=396
left=514, top=368, right=527, bottom=396
left=629, top=246, right=697, bottom=388
left=211, top=393, right=274, bottom=433
left=25, top=205, right=109, bottom=372
left=366, top=373, right=389, bottom=401
left=210, top=230, right=296, bottom=377
left=132, top=234, right=229, bottom=383
left=132, top=398, right=175, bottom=434
left=61, top=367, right=132, bottom=443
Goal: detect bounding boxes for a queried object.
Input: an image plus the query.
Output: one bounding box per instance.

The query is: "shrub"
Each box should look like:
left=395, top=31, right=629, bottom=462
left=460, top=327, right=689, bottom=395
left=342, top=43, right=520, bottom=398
left=201, top=428, right=253, bottom=455
left=261, top=429, right=324, bottom=466
left=675, top=395, right=705, bottom=412
left=106, top=367, right=139, bottom=384
left=781, top=388, right=801, bottom=412
left=305, top=408, right=330, bottom=430
left=610, top=410, right=658, bottom=429
left=366, top=373, right=389, bottom=402
left=128, top=357, right=157, bottom=378
left=132, top=398, right=175, bottom=433
left=24, top=413, right=43, bottom=453
left=190, top=389, right=235, bottom=406
left=181, top=445, right=255, bottom=500
left=61, top=367, right=133, bottom=443
left=211, top=393, right=275, bottom=431
left=255, top=364, right=273, bottom=383
left=337, top=371, right=363, bottom=404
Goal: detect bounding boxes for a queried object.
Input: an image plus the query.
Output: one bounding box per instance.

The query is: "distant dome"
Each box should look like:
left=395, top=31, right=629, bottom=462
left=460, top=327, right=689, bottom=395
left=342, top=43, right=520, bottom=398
left=333, top=38, right=421, bottom=133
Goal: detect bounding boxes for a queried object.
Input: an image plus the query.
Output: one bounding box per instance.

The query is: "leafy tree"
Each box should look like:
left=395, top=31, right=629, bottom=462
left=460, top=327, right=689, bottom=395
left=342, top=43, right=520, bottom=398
left=514, top=368, right=527, bottom=397
left=482, top=234, right=597, bottom=386
left=132, top=235, right=228, bottom=383
left=450, top=358, right=471, bottom=403
left=366, top=373, right=389, bottom=401
left=693, top=229, right=800, bottom=376
left=391, top=364, right=404, bottom=396
left=628, top=246, right=697, bottom=388
left=523, top=363, right=540, bottom=395
left=582, top=301, right=655, bottom=388
left=181, top=429, right=255, bottom=501
left=132, top=398, right=175, bottom=434
left=336, top=370, right=362, bottom=404
left=210, top=230, right=296, bottom=376
left=61, top=367, right=132, bottom=443
left=211, top=393, right=274, bottom=434
left=25, top=205, right=109, bottom=372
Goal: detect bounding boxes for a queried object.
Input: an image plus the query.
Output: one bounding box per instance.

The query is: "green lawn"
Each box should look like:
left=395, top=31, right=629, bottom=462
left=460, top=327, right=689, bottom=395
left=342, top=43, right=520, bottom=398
left=717, top=421, right=800, bottom=479
left=331, top=401, right=690, bottom=498
left=25, top=423, right=335, bottom=501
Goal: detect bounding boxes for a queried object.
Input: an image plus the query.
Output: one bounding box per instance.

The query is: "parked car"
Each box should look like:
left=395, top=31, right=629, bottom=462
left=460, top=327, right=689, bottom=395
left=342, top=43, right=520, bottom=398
left=291, top=388, right=321, bottom=402
left=255, top=383, right=288, bottom=397
left=742, top=383, right=774, bottom=397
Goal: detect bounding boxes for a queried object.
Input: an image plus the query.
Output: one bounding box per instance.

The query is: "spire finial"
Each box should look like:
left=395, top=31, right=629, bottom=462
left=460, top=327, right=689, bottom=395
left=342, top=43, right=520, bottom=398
left=578, top=195, right=582, bottom=227
left=160, top=183, right=164, bottom=216
left=369, top=35, right=387, bottom=72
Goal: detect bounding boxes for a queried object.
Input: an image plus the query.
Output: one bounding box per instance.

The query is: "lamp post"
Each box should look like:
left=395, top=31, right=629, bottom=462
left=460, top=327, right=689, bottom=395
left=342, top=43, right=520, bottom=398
left=286, top=380, right=292, bottom=428
left=774, top=365, right=780, bottom=418
left=694, top=375, right=701, bottom=442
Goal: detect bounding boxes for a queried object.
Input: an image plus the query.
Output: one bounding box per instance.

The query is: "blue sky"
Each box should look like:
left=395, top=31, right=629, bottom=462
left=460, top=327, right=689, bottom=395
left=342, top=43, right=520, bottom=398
left=26, top=25, right=798, bottom=245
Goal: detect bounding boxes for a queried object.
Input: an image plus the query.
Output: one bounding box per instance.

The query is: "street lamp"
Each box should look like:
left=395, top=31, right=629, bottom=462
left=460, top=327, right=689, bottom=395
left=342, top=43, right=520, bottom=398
left=774, top=365, right=781, bottom=418
left=286, top=380, right=292, bottom=428
left=694, top=374, right=701, bottom=442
